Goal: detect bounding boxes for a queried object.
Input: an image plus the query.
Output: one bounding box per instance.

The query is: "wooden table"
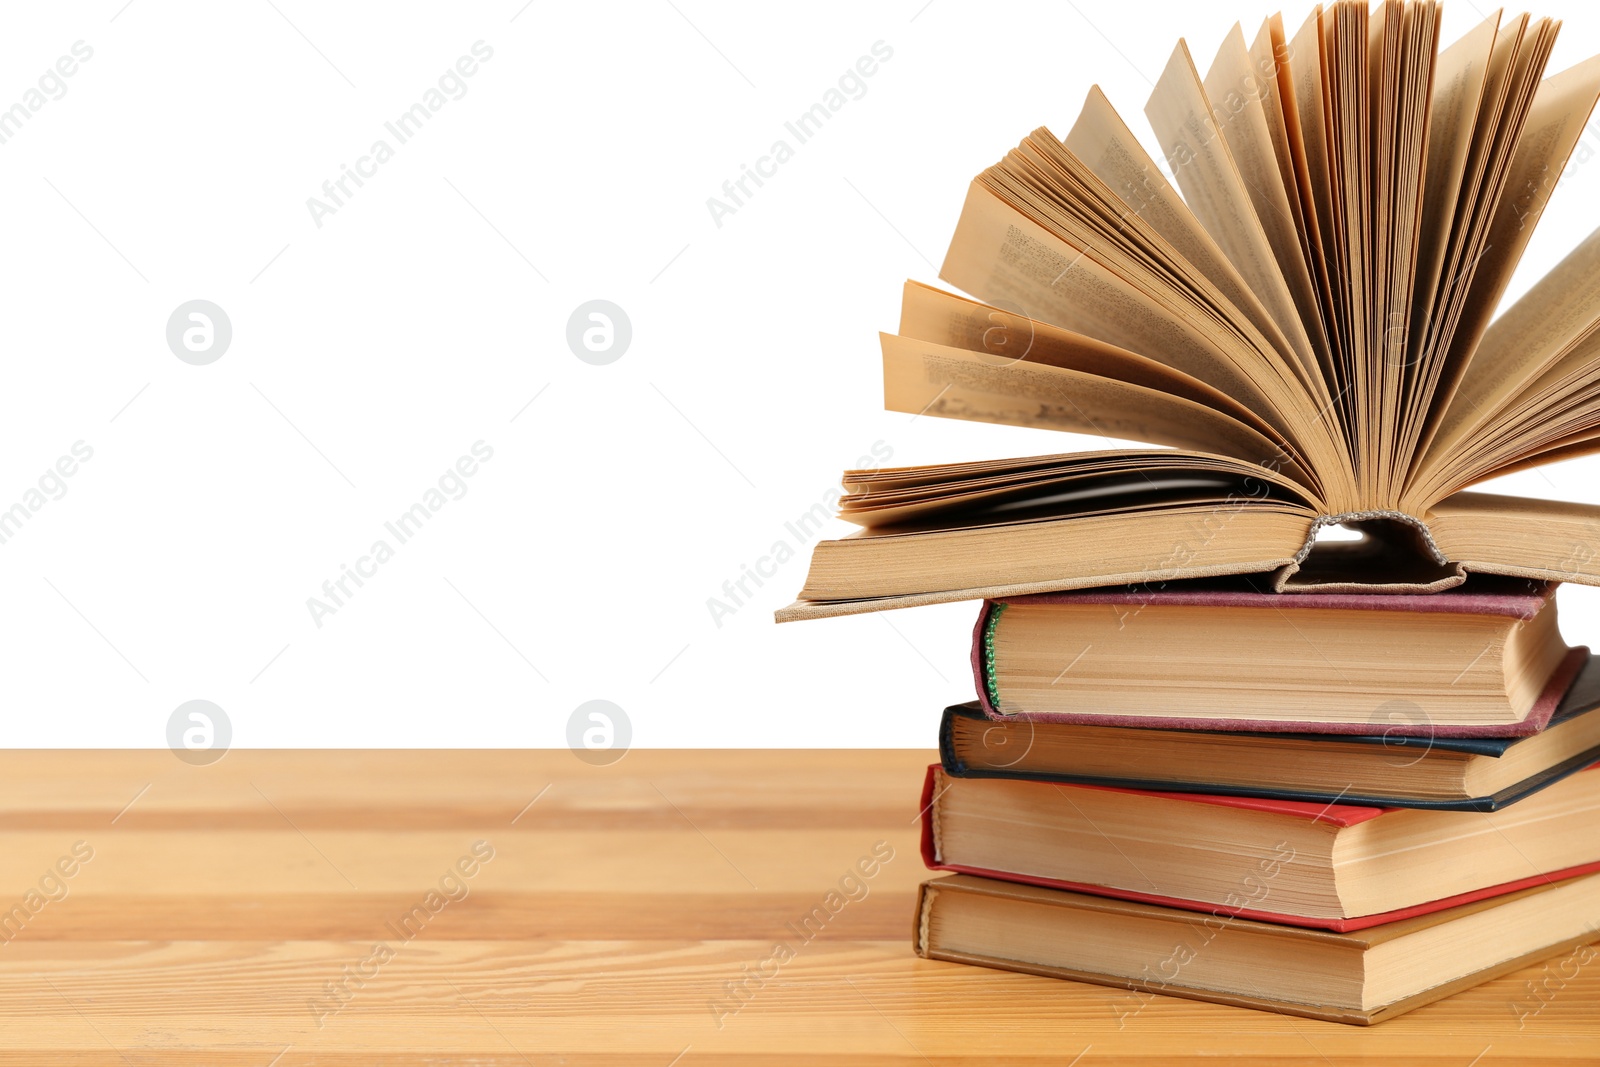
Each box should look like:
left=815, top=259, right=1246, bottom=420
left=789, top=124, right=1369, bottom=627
left=1, top=750, right=1596, bottom=1064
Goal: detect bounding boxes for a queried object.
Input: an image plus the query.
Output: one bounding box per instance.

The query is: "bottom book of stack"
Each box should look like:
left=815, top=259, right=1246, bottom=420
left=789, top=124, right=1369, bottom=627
left=915, top=871, right=1600, bottom=1024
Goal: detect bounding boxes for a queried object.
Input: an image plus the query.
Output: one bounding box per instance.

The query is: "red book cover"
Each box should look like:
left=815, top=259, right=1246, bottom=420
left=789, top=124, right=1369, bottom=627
left=916, top=764, right=1600, bottom=932
left=970, top=583, right=1585, bottom=736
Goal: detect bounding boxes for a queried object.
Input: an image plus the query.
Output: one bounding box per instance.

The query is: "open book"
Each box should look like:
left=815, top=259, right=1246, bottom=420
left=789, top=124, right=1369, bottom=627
left=782, top=3, right=1600, bottom=621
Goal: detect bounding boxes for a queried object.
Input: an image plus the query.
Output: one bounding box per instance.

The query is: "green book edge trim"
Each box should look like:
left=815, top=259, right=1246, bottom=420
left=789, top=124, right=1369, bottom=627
left=983, top=601, right=1005, bottom=711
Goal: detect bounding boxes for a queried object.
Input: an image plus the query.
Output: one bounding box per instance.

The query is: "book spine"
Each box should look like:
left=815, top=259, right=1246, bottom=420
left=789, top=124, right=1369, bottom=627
left=918, top=764, right=940, bottom=870
left=936, top=706, right=965, bottom=776
left=971, top=600, right=1003, bottom=717
left=911, top=880, right=934, bottom=956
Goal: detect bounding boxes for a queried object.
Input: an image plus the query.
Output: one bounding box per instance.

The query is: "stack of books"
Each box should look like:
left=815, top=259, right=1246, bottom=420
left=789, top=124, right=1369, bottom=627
left=919, top=582, right=1600, bottom=1023
left=781, top=2, right=1600, bottom=1024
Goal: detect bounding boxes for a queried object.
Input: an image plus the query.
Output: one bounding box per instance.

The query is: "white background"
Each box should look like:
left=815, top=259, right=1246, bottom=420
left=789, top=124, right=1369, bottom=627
left=3, top=0, right=1600, bottom=748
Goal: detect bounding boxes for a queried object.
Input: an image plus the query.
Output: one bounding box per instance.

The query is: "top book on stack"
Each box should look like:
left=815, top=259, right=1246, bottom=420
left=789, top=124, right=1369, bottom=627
left=780, top=3, right=1600, bottom=622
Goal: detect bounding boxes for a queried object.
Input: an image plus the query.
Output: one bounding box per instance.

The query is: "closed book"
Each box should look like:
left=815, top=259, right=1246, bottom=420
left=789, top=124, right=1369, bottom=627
left=914, top=872, right=1600, bottom=1025
left=919, top=763, right=1600, bottom=930
left=970, top=578, right=1584, bottom=735
left=940, top=652, right=1600, bottom=809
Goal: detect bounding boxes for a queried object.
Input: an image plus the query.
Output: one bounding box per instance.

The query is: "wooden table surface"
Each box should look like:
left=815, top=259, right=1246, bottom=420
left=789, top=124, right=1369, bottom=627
left=1, top=749, right=1597, bottom=1065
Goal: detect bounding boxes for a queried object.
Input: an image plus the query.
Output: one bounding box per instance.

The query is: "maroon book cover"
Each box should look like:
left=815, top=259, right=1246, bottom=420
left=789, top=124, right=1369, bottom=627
left=970, top=583, right=1585, bottom=736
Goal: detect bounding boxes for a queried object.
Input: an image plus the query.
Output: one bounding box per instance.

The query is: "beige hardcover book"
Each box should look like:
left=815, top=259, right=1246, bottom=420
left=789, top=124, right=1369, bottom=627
left=914, top=872, right=1600, bottom=1024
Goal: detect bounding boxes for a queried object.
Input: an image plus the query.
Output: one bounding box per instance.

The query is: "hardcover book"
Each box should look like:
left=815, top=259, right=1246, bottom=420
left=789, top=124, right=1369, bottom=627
left=914, top=872, right=1600, bottom=1024
left=919, top=763, right=1600, bottom=930
left=968, top=578, right=1583, bottom=733
left=781, top=3, right=1600, bottom=621
left=939, top=651, right=1600, bottom=809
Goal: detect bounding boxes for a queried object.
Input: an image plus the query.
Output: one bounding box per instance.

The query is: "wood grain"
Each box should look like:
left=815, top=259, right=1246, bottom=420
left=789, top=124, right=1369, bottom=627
left=0, top=749, right=1595, bottom=1064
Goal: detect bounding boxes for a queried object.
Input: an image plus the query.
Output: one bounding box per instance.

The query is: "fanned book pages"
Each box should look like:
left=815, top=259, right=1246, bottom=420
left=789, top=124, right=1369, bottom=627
left=781, top=3, right=1600, bottom=621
